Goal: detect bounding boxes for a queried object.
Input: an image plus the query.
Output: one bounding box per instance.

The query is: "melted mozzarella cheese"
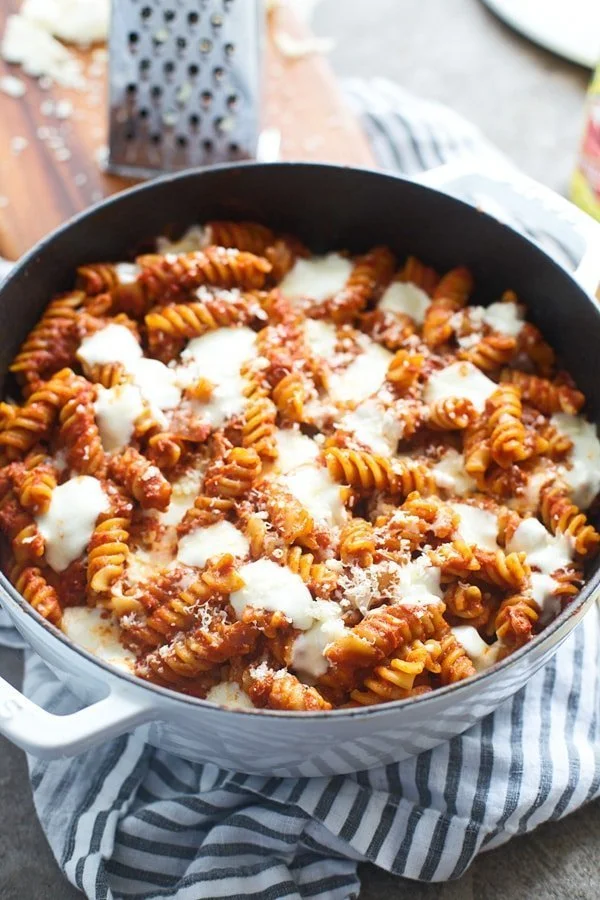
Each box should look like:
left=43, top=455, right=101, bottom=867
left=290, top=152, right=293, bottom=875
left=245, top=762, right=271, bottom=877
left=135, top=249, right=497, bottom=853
left=78, top=324, right=182, bottom=418
left=177, top=520, right=250, bottom=568
left=113, top=262, right=141, bottom=285
left=282, top=464, right=347, bottom=530
left=205, top=681, right=254, bottom=709
left=450, top=503, right=498, bottom=551
left=94, top=383, right=145, bottom=452
left=62, top=607, right=135, bottom=672
left=432, top=449, right=477, bottom=497
left=507, top=517, right=574, bottom=614
left=328, top=341, right=393, bottom=404
left=378, top=281, right=430, bottom=324
left=424, top=361, right=496, bottom=413
left=304, top=318, right=338, bottom=358
left=291, top=600, right=346, bottom=679
left=481, top=302, right=524, bottom=337
left=77, top=323, right=142, bottom=368
left=156, top=225, right=208, bottom=255
left=179, top=327, right=257, bottom=428
left=231, top=559, right=316, bottom=629
left=451, top=625, right=501, bottom=672
left=396, top=557, right=443, bottom=605
left=159, top=463, right=207, bottom=527
left=132, top=358, right=181, bottom=409
left=338, top=399, right=402, bottom=455
left=279, top=253, right=353, bottom=302
left=36, top=476, right=109, bottom=572
left=275, top=428, right=319, bottom=473
left=552, top=413, right=600, bottom=510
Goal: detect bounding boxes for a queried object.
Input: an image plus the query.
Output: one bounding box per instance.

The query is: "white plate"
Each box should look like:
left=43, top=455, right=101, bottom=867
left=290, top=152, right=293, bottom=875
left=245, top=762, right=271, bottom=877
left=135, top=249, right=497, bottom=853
left=482, top=0, right=600, bottom=68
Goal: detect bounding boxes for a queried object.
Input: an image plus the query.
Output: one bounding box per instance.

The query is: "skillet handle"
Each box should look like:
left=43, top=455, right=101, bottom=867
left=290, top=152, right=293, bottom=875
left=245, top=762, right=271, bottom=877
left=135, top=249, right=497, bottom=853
left=414, top=158, right=600, bottom=298
left=0, top=671, right=154, bottom=759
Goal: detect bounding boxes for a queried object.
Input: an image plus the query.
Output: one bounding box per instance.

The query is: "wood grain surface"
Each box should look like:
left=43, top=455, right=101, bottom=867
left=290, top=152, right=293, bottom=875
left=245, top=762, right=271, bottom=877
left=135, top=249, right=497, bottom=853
left=0, top=1, right=374, bottom=260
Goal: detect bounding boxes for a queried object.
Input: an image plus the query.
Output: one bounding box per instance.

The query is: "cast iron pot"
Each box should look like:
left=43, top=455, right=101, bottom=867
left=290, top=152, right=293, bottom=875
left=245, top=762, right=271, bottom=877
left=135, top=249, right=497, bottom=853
left=0, top=162, right=599, bottom=776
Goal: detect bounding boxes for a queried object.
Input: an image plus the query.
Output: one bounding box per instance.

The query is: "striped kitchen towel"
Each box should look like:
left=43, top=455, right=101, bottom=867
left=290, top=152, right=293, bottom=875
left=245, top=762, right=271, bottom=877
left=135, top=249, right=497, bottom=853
left=1, top=80, right=600, bottom=900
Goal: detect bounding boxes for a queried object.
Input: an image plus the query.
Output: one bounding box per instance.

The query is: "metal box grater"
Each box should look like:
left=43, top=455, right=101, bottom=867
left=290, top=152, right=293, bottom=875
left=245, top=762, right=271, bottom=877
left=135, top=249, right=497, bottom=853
left=107, top=0, right=263, bottom=178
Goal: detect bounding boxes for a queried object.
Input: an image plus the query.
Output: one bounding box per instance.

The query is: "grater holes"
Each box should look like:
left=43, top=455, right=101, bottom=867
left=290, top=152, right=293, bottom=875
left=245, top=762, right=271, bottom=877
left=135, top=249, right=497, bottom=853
left=187, top=11, right=200, bottom=25
left=229, top=142, right=241, bottom=156
left=213, top=66, right=225, bottom=83
left=224, top=42, right=235, bottom=58
left=201, top=90, right=213, bottom=108
left=164, top=60, right=175, bottom=75
left=151, top=85, right=163, bottom=98
left=140, top=5, right=152, bottom=19
left=139, top=57, right=151, bottom=74
left=200, top=38, right=213, bottom=54
left=211, top=13, right=223, bottom=29
left=203, top=139, right=214, bottom=153
left=176, top=135, right=188, bottom=148
left=126, top=83, right=137, bottom=95
left=164, top=9, right=176, bottom=22
left=139, top=107, right=150, bottom=120
left=215, top=116, right=235, bottom=134
left=176, top=36, right=187, bottom=51
left=227, top=93, right=238, bottom=110
left=124, top=125, right=136, bottom=142
left=189, top=113, right=201, bottom=127
left=128, top=31, right=139, bottom=44
left=188, top=63, right=200, bottom=77
left=150, top=132, right=162, bottom=145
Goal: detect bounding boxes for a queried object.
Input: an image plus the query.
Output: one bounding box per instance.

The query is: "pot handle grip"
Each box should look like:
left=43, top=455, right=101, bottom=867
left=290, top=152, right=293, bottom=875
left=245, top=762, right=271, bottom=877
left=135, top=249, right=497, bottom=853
left=0, top=671, right=154, bottom=758
left=414, top=158, right=600, bottom=298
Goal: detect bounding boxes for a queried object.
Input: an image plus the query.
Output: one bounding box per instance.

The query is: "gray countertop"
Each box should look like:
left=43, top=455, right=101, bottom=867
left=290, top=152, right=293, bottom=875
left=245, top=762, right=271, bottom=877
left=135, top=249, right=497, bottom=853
left=1, top=0, right=599, bottom=896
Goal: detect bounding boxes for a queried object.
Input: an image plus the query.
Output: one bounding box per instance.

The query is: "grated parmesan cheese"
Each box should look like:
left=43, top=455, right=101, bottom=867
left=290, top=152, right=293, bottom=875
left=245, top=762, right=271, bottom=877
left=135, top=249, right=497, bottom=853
left=1, top=14, right=86, bottom=89
left=20, top=0, right=109, bottom=45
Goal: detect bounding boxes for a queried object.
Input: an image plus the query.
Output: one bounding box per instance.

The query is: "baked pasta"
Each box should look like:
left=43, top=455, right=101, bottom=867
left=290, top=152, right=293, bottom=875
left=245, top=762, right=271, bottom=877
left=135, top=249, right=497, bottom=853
left=1, top=221, right=598, bottom=712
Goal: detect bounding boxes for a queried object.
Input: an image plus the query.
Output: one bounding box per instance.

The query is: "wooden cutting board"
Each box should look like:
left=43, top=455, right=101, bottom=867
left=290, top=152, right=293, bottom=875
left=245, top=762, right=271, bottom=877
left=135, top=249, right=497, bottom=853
left=0, top=2, right=375, bottom=261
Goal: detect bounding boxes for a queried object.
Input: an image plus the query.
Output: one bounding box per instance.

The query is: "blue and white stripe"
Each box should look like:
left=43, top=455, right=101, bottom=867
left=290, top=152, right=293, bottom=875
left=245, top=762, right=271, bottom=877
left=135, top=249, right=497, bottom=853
left=1, top=78, right=599, bottom=899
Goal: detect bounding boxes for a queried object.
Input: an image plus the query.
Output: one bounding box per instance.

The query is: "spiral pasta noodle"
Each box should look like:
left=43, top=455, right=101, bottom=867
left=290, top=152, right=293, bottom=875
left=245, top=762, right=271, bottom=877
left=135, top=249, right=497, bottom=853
left=109, top=447, right=172, bottom=511
left=138, top=247, right=272, bottom=302
left=501, top=370, right=585, bottom=415
left=540, top=483, right=600, bottom=557
left=10, top=563, right=62, bottom=626
left=328, top=246, right=395, bottom=323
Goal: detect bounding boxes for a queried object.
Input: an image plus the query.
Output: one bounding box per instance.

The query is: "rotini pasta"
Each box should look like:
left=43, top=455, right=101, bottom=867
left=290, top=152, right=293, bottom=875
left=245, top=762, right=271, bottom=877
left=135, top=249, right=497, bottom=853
left=0, top=225, right=597, bottom=712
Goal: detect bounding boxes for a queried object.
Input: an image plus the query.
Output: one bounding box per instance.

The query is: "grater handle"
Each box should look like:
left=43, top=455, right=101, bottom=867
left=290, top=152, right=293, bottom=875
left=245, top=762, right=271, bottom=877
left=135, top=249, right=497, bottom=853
left=414, top=158, right=600, bottom=298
